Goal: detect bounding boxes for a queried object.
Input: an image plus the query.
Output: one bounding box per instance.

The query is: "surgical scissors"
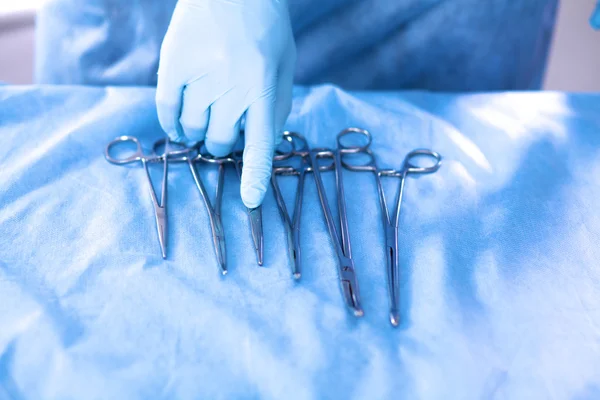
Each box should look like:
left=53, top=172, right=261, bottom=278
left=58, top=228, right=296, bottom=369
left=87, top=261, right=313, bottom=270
left=164, top=142, right=264, bottom=271
left=105, top=136, right=174, bottom=259
left=339, top=128, right=442, bottom=326
left=307, top=130, right=370, bottom=317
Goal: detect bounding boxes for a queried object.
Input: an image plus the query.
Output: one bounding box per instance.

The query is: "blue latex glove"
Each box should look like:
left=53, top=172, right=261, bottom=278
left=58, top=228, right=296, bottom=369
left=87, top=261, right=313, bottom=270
left=592, top=0, right=600, bottom=29
left=156, top=0, right=296, bottom=208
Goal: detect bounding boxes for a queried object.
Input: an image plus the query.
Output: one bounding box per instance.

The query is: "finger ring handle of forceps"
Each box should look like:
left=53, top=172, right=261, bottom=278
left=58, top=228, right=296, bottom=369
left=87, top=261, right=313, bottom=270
left=336, top=127, right=372, bottom=153
left=105, top=136, right=148, bottom=165
left=274, top=131, right=310, bottom=162
left=401, top=149, right=443, bottom=175
left=336, top=128, right=383, bottom=173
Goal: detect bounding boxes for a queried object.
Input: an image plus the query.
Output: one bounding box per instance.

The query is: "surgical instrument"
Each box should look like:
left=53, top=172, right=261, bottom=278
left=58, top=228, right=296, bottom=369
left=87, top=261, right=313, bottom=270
left=308, top=131, right=369, bottom=317
left=200, top=148, right=264, bottom=267
left=271, top=132, right=309, bottom=279
left=339, top=128, right=442, bottom=326
left=164, top=142, right=264, bottom=271
left=271, top=132, right=338, bottom=280
left=154, top=139, right=229, bottom=274
left=104, top=136, right=173, bottom=259
left=231, top=150, right=264, bottom=267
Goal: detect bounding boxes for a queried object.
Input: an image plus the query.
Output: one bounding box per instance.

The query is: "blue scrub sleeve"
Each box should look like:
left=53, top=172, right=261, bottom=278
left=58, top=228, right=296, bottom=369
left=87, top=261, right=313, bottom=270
left=35, top=0, right=558, bottom=91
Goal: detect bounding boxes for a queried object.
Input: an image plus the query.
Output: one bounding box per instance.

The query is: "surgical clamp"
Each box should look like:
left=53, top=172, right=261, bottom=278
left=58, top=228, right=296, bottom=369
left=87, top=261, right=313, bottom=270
left=105, top=136, right=174, bottom=259
left=271, top=132, right=313, bottom=279
left=307, top=131, right=368, bottom=317
left=339, top=128, right=442, bottom=326
left=163, top=141, right=264, bottom=272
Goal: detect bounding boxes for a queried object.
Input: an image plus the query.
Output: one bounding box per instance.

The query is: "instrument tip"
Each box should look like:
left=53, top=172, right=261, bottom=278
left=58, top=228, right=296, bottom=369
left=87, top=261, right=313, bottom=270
left=390, top=312, right=400, bottom=327
left=256, top=241, right=264, bottom=266
left=354, top=309, right=364, bottom=318
left=247, top=206, right=264, bottom=267
left=221, top=269, right=228, bottom=276
left=293, top=272, right=301, bottom=280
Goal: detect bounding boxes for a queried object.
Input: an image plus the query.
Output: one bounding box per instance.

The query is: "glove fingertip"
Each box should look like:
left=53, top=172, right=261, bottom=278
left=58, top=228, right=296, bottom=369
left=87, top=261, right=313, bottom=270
left=166, top=130, right=184, bottom=143
left=206, top=141, right=234, bottom=157
left=240, top=153, right=272, bottom=208
left=241, top=182, right=267, bottom=209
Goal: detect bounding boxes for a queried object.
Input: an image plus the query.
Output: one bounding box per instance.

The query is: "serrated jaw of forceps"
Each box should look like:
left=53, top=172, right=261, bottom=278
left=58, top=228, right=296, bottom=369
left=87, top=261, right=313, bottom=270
left=339, top=263, right=364, bottom=317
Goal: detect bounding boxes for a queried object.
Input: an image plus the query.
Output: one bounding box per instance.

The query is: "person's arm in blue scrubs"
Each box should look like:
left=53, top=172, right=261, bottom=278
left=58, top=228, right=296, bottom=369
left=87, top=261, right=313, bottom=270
left=156, top=0, right=296, bottom=208
left=591, top=0, right=600, bottom=29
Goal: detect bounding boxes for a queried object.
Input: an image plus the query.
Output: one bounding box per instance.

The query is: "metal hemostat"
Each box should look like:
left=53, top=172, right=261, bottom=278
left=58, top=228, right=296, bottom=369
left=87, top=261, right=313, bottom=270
left=271, top=133, right=309, bottom=279
left=271, top=132, right=333, bottom=280
left=308, top=143, right=366, bottom=317
left=104, top=128, right=442, bottom=325
left=105, top=136, right=173, bottom=259
left=105, top=137, right=264, bottom=274
left=271, top=131, right=364, bottom=316
left=168, top=142, right=264, bottom=273
left=336, top=128, right=442, bottom=326
left=272, top=129, right=441, bottom=322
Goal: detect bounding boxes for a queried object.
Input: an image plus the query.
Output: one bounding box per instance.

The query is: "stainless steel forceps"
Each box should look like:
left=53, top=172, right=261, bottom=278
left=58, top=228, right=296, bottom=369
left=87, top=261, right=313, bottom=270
left=230, top=150, right=264, bottom=267
left=308, top=130, right=369, bottom=317
left=339, top=128, right=442, bottom=326
left=271, top=132, right=316, bottom=279
left=105, top=136, right=176, bottom=259
left=271, top=132, right=337, bottom=280
left=199, top=148, right=264, bottom=268
left=163, top=141, right=264, bottom=272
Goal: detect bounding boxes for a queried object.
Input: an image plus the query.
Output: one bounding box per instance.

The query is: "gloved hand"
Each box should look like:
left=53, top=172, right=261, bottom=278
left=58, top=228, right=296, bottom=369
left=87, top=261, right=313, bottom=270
left=592, top=0, right=600, bottom=30
left=156, top=0, right=296, bottom=208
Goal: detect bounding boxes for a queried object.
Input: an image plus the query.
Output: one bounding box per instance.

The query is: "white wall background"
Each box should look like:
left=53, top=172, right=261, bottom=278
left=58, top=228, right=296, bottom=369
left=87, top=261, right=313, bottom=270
left=544, top=0, right=600, bottom=90
left=0, top=1, right=599, bottom=90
